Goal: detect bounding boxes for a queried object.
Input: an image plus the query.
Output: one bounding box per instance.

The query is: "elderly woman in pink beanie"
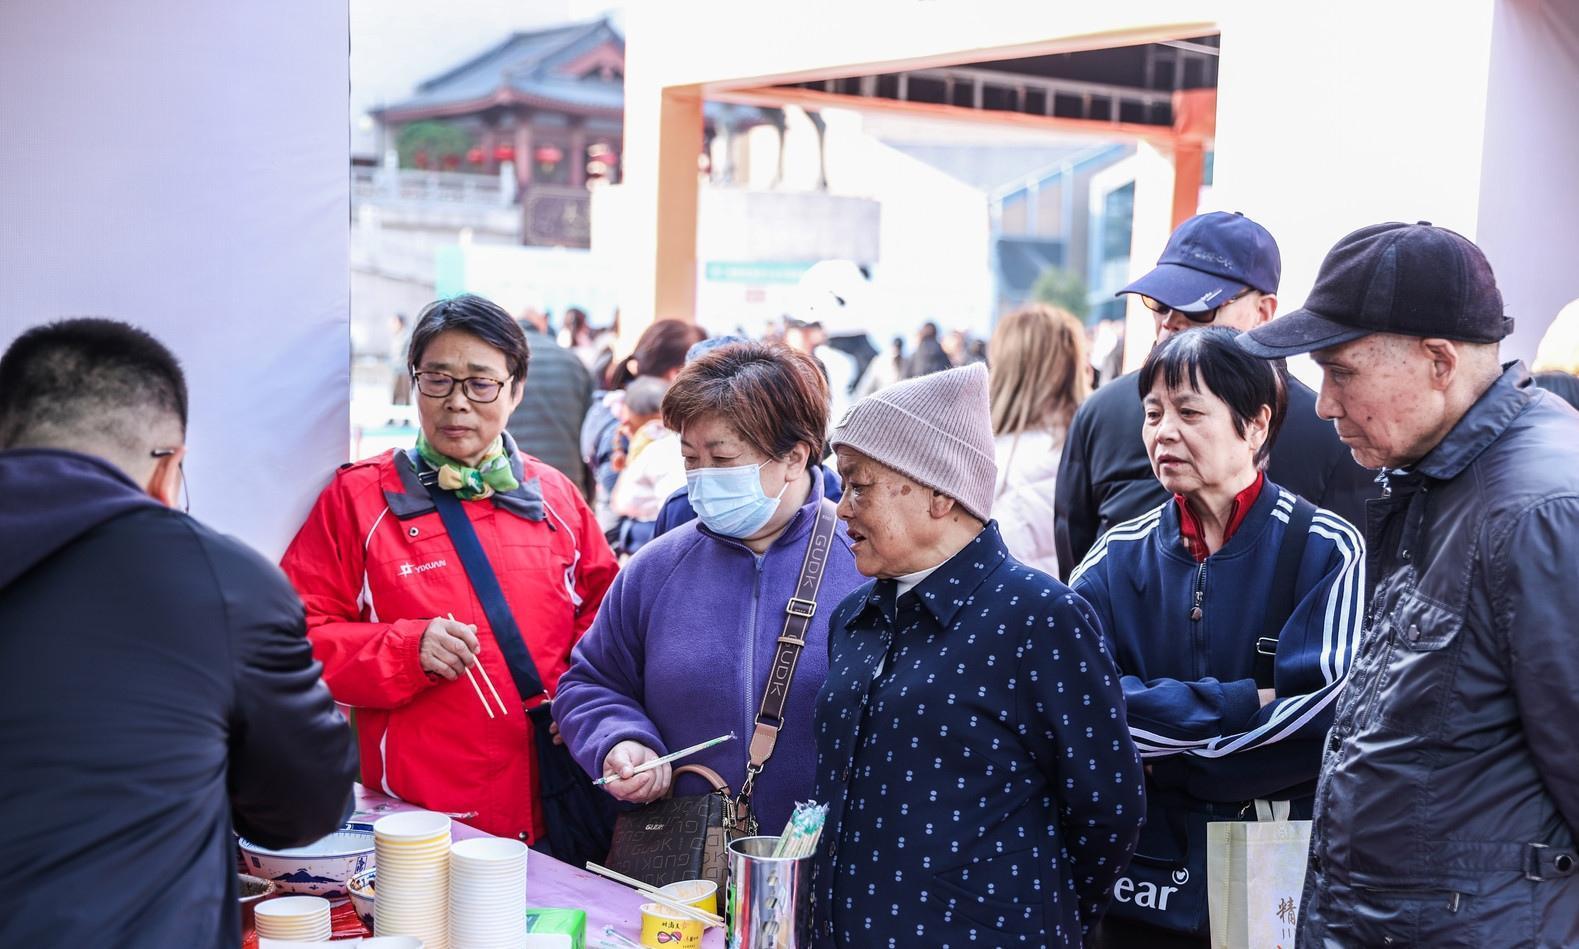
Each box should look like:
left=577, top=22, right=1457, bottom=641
left=809, top=364, right=1144, bottom=948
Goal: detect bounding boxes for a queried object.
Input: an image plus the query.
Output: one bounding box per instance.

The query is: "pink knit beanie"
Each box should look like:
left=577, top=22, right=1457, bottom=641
left=830, top=363, right=997, bottom=521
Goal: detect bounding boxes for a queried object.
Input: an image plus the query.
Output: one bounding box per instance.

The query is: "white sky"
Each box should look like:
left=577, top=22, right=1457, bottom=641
left=349, top=0, right=623, bottom=154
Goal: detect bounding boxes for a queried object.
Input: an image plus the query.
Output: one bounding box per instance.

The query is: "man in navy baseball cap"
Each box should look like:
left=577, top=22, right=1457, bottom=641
left=1120, top=210, right=1283, bottom=342
left=1053, top=210, right=1374, bottom=583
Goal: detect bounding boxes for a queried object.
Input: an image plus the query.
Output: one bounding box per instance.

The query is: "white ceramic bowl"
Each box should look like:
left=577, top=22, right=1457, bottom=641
left=239, top=829, right=375, bottom=897
left=373, top=810, right=451, bottom=841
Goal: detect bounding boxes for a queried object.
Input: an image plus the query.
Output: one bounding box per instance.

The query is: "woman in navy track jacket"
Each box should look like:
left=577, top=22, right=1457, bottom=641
left=1070, top=328, right=1364, bottom=948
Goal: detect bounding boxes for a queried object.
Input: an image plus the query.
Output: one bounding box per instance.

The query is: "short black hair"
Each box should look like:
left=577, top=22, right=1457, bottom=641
left=1138, top=326, right=1287, bottom=467
left=408, top=294, right=530, bottom=390
left=0, top=318, right=188, bottom=449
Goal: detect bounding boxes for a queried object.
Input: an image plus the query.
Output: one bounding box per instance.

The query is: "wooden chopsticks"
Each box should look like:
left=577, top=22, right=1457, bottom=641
left=449, top=612, right=508, bottom=718
left=583, top=862, right=725, bottom=928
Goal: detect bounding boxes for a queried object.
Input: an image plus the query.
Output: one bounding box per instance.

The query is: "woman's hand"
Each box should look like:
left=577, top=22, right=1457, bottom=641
left=1258, top=688, right=1278, bottom=708
left=601, top=741, right=672, bottom=804
left=419, top=618, right=481, bottom=680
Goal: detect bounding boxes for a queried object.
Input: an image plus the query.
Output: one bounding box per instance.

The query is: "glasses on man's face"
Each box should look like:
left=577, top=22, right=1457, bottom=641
left=412, top=370, right=510, bottom=404
left=149, top=448, right=191, bottom=513
left=1140, top=288, right=1253, bottom=325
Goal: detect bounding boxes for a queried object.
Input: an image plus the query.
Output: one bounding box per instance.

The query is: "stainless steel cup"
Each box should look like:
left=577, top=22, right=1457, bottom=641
left=726, top=836, right=813, bottom=949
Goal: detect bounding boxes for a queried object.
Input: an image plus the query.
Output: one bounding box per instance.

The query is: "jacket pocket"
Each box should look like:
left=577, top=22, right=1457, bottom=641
left=1364, top=591, right=1465, bottom=737
left=929, top=846, right=1047, bottom=936
left=1389, top=590, right=1464, bottom=652
left=1335, top=881, right=1478, bottom=949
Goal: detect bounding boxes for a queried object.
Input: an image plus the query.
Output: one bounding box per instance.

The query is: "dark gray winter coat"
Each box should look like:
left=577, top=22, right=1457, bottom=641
left=1300, top=364, right=1579, bottom=948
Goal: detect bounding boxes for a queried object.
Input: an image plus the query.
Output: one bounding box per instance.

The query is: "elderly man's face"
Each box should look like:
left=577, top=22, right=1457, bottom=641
left=1312, top=334, right=1449, bottom=469
left=834, top=447, right=944, bottom=578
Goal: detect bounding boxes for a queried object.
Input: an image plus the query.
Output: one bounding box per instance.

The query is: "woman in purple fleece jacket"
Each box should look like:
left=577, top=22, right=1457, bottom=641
left=555, top=342, right=866, bottom=834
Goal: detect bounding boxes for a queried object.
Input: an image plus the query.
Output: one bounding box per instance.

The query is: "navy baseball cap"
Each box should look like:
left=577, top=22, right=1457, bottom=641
left=1238, top=221, right=1513, bottom=359
left=1119, top=211, right=1281, bottom=312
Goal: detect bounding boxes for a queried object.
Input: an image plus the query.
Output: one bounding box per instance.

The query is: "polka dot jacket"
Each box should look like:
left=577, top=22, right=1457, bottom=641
left=811, top=523, right=1146, bottom=947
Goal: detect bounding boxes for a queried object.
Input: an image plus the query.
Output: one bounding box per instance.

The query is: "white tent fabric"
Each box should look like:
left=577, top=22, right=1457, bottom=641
left=0, top=0, right=350, bottom=559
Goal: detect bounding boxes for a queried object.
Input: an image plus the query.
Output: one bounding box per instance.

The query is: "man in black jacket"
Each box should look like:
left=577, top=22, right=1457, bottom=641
left=0, top=319, right=356, bottom=948
left=1239, top=222, right=1579, bottom=947
left=1054, top=211, right=1374, bottom=578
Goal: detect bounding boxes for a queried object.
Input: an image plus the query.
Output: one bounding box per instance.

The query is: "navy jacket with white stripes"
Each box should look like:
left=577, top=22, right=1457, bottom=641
left=1069, top=479, right=1364, bottom=811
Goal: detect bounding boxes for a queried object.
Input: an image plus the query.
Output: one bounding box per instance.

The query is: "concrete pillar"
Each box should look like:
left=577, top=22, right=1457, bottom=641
left=1122, top=139, right=1178, bottom=371
left=616, top=83, right=704, bottom=343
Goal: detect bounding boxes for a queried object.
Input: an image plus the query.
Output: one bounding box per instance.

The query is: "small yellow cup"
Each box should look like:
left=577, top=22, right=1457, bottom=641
left=658, top=879, right=719, bottom=917
left=640, top=902, right=703, bottom=949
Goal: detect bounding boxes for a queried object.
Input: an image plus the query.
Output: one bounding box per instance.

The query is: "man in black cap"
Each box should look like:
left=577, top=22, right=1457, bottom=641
left=1054, top=211, right=1373, bottom=578
left=1237, top=222, right=1579, bottom=947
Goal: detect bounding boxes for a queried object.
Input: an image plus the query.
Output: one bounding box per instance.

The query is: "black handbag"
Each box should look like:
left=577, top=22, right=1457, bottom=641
left=604, top=764, right=736, bottom=894
left=603, top=498, right=839, bottom=888
left=429, top=485, right=617, bottom=868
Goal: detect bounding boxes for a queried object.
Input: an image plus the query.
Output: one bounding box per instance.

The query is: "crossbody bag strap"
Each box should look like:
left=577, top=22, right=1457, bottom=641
left=736, top=497, right=839, bottom=817
left=1254, top=496, right=1316, bottom=689
left=429, top=486, right=548, bottom=706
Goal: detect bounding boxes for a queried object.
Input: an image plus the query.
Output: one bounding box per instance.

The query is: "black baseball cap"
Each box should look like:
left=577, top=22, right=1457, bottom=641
left=1119, top=211, right=1281, bottom=312
left=1238, top=221, right=1513, bottom=358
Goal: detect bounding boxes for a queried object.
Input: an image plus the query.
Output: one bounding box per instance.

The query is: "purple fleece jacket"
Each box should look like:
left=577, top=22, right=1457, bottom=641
left=555, top=468, right=864, bottom=834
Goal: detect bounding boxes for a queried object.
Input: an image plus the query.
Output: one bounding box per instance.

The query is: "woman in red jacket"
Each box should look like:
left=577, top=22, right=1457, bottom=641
left=281, top=295, right=618, bottom=842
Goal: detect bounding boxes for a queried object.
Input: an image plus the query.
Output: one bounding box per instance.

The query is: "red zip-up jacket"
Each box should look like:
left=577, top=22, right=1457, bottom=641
left=280, top=442, right=617, bottom=840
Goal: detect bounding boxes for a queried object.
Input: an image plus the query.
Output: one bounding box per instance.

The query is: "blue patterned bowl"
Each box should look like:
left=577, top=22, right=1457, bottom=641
left=238, top=828, right=375, bottom=897
left=347, top=867, right=376, bottom=929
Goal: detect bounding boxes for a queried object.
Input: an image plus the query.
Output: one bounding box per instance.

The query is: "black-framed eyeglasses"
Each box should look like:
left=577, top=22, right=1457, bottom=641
left=149, top=448, right=190, bottom=513
left=412, top=370, right=510, bottom=404
left=1140, top=287, right=1253, bottom=325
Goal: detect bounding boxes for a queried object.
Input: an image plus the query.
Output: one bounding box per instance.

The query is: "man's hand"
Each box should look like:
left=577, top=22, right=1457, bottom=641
left=419, top=618, right=481, bottom=680
left=601, top=741, right=672, bottom=804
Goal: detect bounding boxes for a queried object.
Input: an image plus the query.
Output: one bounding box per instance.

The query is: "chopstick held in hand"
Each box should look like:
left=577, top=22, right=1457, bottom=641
left=448, top=612, right=508, bottom=717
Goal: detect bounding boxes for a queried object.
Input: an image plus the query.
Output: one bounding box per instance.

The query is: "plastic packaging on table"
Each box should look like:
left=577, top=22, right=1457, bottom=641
left=526, top=907, right=588, bottom=948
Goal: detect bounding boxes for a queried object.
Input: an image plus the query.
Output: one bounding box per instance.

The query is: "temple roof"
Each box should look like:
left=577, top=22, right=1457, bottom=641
left=377, top=18, right=767, bottom=129
left=378, top=19, right=626, bottom=120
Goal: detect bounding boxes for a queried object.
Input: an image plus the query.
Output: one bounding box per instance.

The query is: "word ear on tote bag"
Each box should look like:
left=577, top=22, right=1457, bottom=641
left=604, top=764, right=734, bottom=895
left=1207, top=799, right=1312, bottom=949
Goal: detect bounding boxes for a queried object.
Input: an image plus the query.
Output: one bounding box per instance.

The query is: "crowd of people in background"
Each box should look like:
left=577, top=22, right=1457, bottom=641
left=7, top=208, right=1579, bottom=947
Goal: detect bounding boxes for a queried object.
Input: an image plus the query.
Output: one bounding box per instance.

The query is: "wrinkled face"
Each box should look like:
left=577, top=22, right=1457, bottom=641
left=414, top=329, right=523, bottom=466
left=834, top=447, right=942, bottom=578
left=1153, top=290, right=1272, bottom=344
left=1142, top=372, right=1267, bottom=498
left=1313, top=335, right=1445, bottom=470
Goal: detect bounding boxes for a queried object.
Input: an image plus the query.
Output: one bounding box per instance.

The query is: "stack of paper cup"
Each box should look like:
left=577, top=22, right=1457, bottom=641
left=448, top=837, right=528, bottom=948
left=374, top=811, right=453, bottom=949
left=253, top=895, right=332, bottom=942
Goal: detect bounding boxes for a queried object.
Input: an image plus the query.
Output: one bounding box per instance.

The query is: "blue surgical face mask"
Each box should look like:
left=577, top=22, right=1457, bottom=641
left=687, top=461, right=788, bottom=539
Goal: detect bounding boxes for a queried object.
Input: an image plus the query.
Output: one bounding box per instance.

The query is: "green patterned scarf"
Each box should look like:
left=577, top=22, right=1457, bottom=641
left=416, top=432, right=519, bottom=500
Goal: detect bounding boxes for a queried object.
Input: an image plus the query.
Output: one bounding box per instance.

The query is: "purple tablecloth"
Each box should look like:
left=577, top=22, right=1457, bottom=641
left=353, top=785, right=724, bottom=947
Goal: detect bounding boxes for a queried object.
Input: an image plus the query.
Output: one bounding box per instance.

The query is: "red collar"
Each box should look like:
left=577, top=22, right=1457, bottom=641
left=1175, top=471, right=1264, bottom=563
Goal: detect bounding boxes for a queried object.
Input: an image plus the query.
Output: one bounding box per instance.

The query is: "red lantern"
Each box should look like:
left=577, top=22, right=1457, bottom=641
left=467, top=147, right=485, bottom=165
left=494, top=145, right=516, bottom=162
left=534, top=145, right=563, bottom=164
